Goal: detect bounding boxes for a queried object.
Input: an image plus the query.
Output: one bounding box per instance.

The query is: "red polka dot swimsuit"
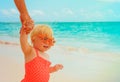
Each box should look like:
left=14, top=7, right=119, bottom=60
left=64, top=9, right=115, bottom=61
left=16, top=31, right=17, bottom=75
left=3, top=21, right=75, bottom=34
left=21, top=48, right=51, bottom=82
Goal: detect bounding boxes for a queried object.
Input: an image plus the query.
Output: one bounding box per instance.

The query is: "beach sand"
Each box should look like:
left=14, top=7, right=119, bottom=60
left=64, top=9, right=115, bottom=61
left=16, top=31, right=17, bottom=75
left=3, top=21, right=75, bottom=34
left=0, top=43, right=24, bottom=82
left=0, top=42, right=120, bottom=82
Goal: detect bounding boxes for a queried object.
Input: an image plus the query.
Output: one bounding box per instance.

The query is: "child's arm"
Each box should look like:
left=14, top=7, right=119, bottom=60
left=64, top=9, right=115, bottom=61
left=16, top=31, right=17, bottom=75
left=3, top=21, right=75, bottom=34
left=20, top=25, right=32, bottom=56
left=49, top=64, right=63, bottom=73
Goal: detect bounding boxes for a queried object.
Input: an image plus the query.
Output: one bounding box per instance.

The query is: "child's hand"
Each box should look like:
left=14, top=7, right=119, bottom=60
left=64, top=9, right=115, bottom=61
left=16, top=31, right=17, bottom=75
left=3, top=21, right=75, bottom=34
left=54, top=64, right=63, bottom=71
left=20, top=24, right=33, bottom=34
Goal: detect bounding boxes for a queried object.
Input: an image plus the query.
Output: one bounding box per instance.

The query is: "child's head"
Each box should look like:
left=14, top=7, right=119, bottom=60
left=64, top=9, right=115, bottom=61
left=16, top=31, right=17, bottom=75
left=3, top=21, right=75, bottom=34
left=30, top=24, right=55, bottom=52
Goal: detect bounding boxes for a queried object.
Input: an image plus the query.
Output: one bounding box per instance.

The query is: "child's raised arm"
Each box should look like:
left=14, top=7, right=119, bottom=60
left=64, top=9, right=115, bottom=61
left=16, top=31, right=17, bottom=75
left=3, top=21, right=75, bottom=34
left=20, top=25, right=32, bottom=56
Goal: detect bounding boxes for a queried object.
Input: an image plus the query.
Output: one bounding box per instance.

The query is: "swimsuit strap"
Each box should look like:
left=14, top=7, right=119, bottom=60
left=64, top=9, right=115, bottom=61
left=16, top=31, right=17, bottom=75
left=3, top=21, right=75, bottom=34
left=34, top=47, right=39, bottom=57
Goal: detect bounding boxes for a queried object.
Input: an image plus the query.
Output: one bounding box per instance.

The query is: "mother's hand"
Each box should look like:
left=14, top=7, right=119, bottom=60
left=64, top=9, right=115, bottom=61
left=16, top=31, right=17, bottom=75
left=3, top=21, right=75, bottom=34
left=20, top=14, right=34, bottom=34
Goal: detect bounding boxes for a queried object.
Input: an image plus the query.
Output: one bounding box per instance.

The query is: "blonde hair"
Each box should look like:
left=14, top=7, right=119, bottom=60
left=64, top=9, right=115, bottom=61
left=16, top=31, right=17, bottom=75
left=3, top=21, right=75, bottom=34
left=30, top=24, right=53, bottom=43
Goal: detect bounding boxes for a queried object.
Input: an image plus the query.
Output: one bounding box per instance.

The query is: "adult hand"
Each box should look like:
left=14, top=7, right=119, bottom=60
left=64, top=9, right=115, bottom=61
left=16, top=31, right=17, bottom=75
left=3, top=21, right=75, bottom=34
left=20, top=14, right=34, bottom=34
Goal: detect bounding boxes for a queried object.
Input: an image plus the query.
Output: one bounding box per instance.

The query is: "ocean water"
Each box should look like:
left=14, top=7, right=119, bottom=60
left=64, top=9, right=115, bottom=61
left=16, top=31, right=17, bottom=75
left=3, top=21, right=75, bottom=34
left=0, top=22, right=120, bottom=52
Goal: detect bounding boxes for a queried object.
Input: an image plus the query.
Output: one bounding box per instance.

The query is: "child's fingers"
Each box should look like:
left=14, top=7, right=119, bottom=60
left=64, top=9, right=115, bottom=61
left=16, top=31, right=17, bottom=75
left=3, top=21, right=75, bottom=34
left=55, top=64, right=63, bottom=70
left=59, top=65, right=63, bottom=69
left=20, top=25, right=32, bottom=34
left=24, top=28, right=32, bottom=34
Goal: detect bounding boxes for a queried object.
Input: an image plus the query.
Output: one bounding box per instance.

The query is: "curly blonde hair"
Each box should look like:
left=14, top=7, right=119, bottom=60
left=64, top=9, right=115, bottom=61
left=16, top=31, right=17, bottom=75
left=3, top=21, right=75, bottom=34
left=30, top=24, right=53, bottom=43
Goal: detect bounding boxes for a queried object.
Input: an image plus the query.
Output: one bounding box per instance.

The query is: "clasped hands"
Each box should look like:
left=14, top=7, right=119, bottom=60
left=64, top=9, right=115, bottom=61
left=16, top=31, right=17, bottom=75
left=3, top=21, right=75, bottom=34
left=20, top=14, right=34, bottom=34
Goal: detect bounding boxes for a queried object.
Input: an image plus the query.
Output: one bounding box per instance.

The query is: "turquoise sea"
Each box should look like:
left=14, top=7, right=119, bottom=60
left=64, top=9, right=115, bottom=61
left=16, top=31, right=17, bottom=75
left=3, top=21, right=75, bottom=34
left=0, top=22, right=120, bottom=53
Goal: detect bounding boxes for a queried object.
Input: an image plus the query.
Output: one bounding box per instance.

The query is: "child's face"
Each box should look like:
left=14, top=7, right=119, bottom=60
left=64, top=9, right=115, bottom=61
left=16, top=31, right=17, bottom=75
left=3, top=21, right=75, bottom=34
left=33, top=35, right=55, bottom=52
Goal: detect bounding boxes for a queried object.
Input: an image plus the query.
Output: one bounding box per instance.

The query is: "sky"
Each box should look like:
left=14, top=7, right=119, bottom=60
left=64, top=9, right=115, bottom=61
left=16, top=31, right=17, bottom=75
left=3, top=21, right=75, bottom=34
left=0, top=0, right=120, bottom=22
